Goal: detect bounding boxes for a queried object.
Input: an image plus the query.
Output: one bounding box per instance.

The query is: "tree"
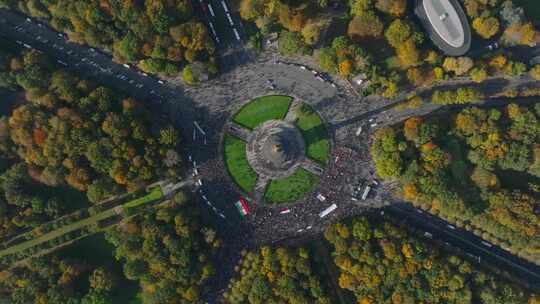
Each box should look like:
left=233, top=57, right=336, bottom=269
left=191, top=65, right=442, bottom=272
left=182, top=64, right=196, bottom=85
left=471, top=67, right=488, bottom=83
left=502, top=22, right=538, bottom=46
left=500, top=0, right=525, bottom=26
left=396, top=39, right=419, bottom=67
left=472, top=17, right=500, bottom=39
left=348, top=13, right=383, bottom=40
left=530, top=65, right=540, bottom=80
left=278, top=31, right=308, bottom=56
left=375, top=0, right=406, bottom=16
left=384, top=19, right=412, bottom=48
left=443, top=57, right=473, bottom=76
left=89, top=268, right=115, bottom=291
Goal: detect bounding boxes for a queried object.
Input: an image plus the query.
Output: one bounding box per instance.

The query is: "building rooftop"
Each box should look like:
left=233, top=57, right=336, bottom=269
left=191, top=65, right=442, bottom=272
left=415, top=0, right=471, bottom=56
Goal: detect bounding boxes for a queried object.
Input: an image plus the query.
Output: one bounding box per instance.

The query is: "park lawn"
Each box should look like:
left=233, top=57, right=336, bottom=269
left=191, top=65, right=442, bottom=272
left=0, top=207, right=116, bottom=258
left=224, top=135, right=257, bottom=193
left=123, top=187, right=163, bottom=209
left=57, top=234, right=141, bottom=303
left=264, top=168, right=320, bottom=204
left=233, top=95, right=293, bottom=129
left=445, top=137, right=468, bottom=187
left=294, top=104, right=330, bottom=164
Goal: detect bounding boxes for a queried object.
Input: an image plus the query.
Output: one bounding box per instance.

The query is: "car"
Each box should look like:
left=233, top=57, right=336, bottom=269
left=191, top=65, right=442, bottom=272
left=207, top=4, right=215, bottom=17
left=316, top=76, right=325, bottom=82
left=128, top=79, right=135, bottom=84
left=226, top=12, right=234, bottom=26
left=424, top=232, right=433, bottom=239
left=141, top=72, right=148, bottom=77
left=316, top=193, right=326, bottom=202
left=331, top=83, right=336, bottom=88
left=219, top=213, right=226, bottom=219
left=355, top=126, right=363, bottom=136
left=26, top=18, right=31, bottom=22
left=221, top=0, right=229, bottom=12
left=157, top=80, right=165, bottom=84
left=481, top=241, right=493, bottom=247
left=447, top=224, right=456, bottom=230
left=370, top=123, right=378, bottom=128
left=122, top=63, right=130, bottom=68
left=136, top=83, right=144, bottom=88
left=299, top=65, right=307, bottom=70
left=233, top=28, right=241, bottom=41
left=279, top=208, right=291, bottom=214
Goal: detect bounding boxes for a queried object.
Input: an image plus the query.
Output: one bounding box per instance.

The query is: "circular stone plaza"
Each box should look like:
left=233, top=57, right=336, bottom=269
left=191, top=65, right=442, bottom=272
left=222, top=95, right=330, bottom=204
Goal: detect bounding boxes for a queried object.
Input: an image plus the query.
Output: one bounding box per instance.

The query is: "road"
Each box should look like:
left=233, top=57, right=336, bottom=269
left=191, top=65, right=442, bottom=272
left=3, top=6, right=540, bottom=299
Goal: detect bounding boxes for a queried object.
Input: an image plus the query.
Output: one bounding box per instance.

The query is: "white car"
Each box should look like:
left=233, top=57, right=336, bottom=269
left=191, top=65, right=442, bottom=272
left=279, top=208, right=291, bottom=214
left=122, top=63, right=130, bottom=68
left=158, top=80, right=165, bottom=84
left=316, top=193, right=326, bottom=202
left=233, top=28, right=241, bottom=41
left=226, top=12, right=234, bottom=26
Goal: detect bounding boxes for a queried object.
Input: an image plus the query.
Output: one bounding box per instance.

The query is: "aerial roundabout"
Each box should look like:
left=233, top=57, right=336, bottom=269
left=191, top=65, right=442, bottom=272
left=222, top=94, right=330, bottom=204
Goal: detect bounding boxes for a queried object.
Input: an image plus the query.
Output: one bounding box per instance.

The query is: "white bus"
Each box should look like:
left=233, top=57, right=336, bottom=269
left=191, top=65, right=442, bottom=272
left=319, top=204, right=337, bottom=218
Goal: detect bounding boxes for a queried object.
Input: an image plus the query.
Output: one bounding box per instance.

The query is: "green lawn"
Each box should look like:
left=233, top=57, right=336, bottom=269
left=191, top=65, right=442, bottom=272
left=294, top=104, right=330, bottom=164
left=57, top=234, right=141, bottom=303
left=223, top=135, right=257, bottom=193
left=446, top=138, right=468, bottom=187
left=233, top=95, right=293, bottom=129
left=264, top=168, right=320, bottom=204
left=0, top=187, right=164, bottom=260
left=123, top=187, right=163, bottom=209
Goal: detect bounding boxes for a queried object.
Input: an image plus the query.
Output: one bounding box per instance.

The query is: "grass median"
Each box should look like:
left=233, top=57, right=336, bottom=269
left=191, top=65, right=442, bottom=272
left=233, top=95, right=292, bottom=129
left=223, top=135, right=257, bottom=193
left=294, top=104, right=330, bottom=164
left=264, top=168, right=320, bottom=204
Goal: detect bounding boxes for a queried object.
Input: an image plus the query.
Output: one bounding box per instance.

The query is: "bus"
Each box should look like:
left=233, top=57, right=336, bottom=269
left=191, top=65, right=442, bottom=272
left=235, top=196, right=249, bottom=217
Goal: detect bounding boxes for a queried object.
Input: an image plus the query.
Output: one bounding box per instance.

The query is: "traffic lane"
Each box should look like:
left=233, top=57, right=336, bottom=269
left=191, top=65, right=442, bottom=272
left=387, top=204, right=540, bottom=289
left=206, top=0, right=239, bottom=48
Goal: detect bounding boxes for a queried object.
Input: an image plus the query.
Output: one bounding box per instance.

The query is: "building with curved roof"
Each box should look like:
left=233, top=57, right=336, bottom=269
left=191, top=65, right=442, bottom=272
left=415, top=0, right=471, bottom=56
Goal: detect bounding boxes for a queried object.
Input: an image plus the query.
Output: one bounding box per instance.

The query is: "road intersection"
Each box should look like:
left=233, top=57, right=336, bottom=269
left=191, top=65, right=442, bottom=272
left=2, top=6, right=540, bottom=297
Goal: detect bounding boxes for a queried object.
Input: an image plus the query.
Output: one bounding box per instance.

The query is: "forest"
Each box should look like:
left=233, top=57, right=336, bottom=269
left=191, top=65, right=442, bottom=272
left=238, top=0, right=539, bottom=97
left=371, top=103, right=540, bottom=264
left=223, top=245, right=332, bottom=304
left=324, top=215, right=540, bottom=303
left=0, top=43, right=221, bottom=303
left=1, top=0, right=217, bottom=80
left=0, top=44, right=182, bottom=240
